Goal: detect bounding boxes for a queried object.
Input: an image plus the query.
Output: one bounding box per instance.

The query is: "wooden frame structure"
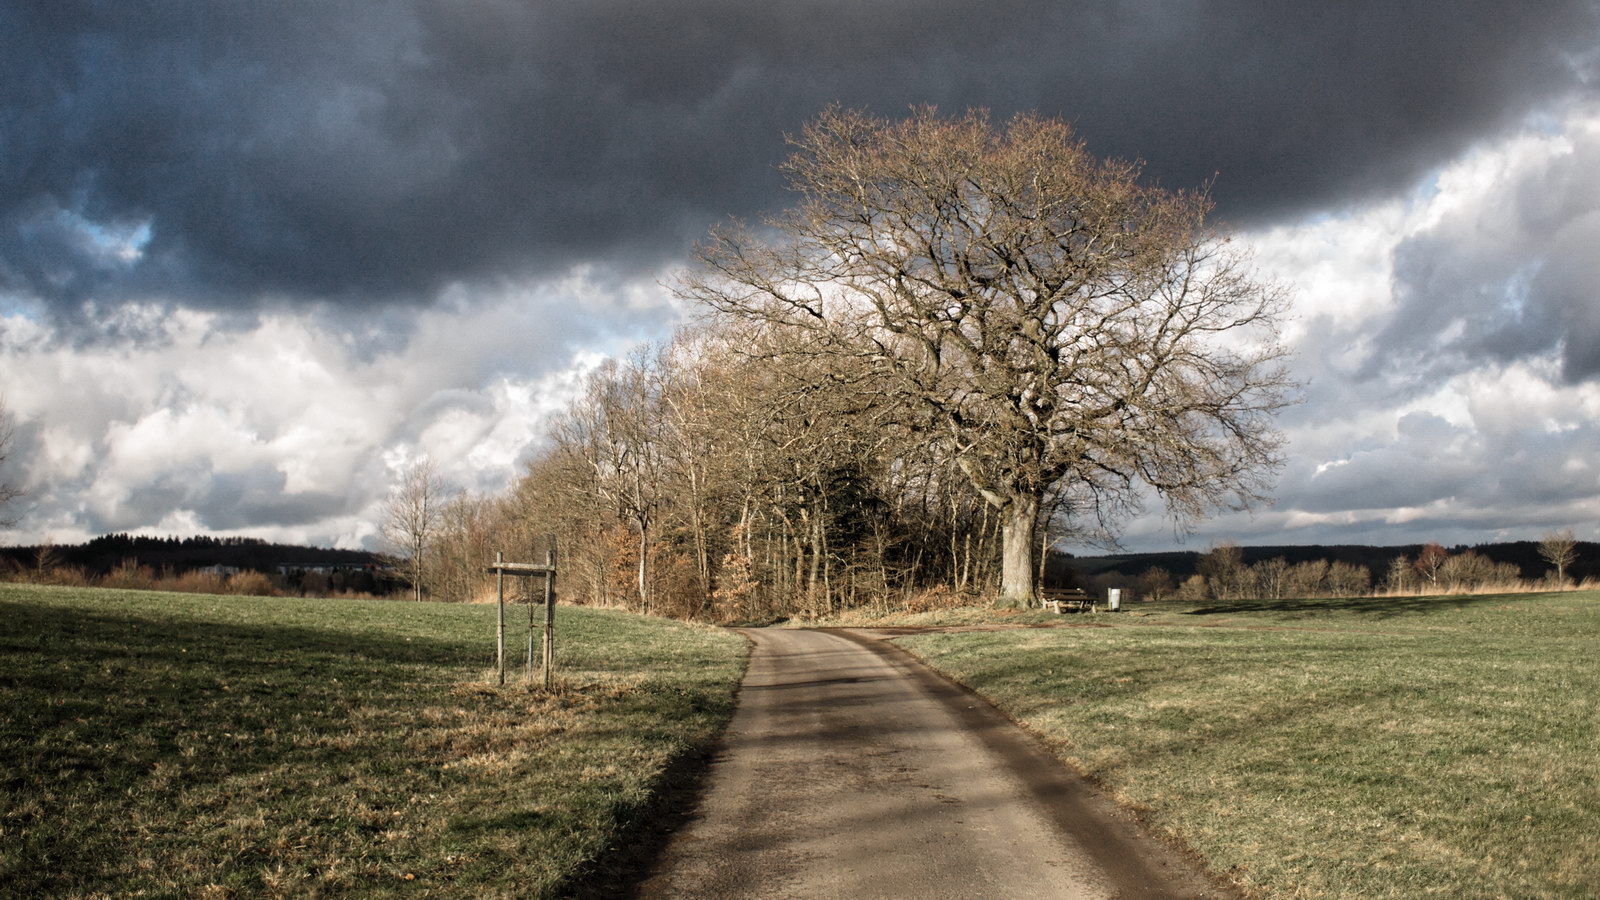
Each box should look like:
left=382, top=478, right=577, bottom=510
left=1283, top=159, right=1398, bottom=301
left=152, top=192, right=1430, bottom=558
left=486, top=536, right=558, bottom=688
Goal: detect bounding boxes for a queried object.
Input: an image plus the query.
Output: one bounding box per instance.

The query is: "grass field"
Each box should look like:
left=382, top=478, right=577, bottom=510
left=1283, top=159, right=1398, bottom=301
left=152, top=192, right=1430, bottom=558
left=0, top=583, right=747, bottom=898
left=897, top=591, right=1600, bottom=899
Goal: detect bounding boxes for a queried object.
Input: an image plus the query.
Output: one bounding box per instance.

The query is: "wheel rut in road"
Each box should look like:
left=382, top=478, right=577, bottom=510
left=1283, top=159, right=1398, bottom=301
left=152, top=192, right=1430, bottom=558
left=632, top=627, right=1231, bottom=899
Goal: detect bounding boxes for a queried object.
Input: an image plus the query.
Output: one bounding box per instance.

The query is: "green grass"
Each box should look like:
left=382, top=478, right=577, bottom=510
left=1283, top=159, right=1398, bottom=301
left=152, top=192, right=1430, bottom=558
left=0, top=583, right=747, bottom=898
left=896, top=591, right=1600, bottom=899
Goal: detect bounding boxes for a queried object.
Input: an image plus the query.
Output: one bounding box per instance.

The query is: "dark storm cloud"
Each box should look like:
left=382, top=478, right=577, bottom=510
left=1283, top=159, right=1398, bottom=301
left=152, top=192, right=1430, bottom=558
left=4, top=0, right=1596, bottom=317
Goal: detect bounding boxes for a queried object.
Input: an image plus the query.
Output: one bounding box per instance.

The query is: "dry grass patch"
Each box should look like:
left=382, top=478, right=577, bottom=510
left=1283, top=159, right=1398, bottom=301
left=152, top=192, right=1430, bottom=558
left=792, top=601, right=1066, bottom=628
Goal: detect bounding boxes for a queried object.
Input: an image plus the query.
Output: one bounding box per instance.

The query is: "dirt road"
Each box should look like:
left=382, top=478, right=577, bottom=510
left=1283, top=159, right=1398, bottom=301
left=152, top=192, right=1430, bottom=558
left=633, top=628, right=1228, bottom=899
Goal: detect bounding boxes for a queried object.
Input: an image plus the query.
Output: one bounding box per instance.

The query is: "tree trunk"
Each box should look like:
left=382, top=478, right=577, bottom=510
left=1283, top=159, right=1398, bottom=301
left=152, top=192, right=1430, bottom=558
left=636, top=520, right=649, bottom=613
left=1037, top=524, right=1050, bottom=591
left=999, top=494, right=1039, bottom=605
left=412, top=534, right=424, bottom=602
left=809, top=504, right=826, bottom=607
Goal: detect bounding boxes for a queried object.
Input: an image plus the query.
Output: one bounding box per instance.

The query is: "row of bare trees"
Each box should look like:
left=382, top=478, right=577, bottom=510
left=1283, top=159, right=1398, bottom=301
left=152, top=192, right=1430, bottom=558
left=383, top=107, right=1296, bottom=617
left=378, top=458, right=508, bottom=605
left=1385, top=534, right=1581, bottom=594
left=1129, top=533, right=1587, bottom=607
left=1176, top=543, right=1373, bottom=603
left=375, top=334, right=997, bottom=616
left=497, top=330, right=1019, bottom=620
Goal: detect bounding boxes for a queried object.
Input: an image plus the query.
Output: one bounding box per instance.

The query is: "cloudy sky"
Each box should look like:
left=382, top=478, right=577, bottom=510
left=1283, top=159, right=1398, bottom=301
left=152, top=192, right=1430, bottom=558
left=3, top=0, right=1598, bottom=552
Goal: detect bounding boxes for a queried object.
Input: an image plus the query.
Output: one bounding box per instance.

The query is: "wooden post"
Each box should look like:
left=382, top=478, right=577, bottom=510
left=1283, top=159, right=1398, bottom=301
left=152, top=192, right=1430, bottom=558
left=543, top=534, right=557, bottom=691
left=495, top=551, right=506, bottom=685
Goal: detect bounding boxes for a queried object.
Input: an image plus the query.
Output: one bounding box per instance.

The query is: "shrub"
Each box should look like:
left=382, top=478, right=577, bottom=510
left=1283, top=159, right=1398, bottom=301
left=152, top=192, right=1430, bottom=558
left=100, top=560, right=156, bottom=591
left=1175, top=574, right=1210, bottom=603
left=904, top=585, right=969, bottom=614
left=1137, top=567, right=1175, bottom=602
left=225, top=571, right=276, bottom=597
left=160, top=570, right=226, bottom=594
left=1326, top=561, right=1371, bottom=598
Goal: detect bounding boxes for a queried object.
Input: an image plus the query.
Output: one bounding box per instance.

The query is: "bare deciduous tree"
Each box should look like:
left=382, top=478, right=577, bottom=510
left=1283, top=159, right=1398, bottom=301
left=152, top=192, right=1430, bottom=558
left=1325, top=560, right=1371, bottom=598
left=1538, top=529, right=1578, bottom=586
left=547, top=355, right=673, bottom=611
left=1284, top=558, right=1329, bottom=597
left=1384, top=554, right=1415, bottom=593
left=1253, top=556, right=1289, bottom=600
left=382, top=456, right=444, bottom=601
left=1437, top=551, right=1518, bottom=592
left=678, top=107, right=1294, bottom=602
left=429, top=491, right=496, bottom=602
left=0, top=398, right=22, bottom=526
left=1414, top=542, right=1449, bottom=587
left=1199, top=542, right=1250, bottom=602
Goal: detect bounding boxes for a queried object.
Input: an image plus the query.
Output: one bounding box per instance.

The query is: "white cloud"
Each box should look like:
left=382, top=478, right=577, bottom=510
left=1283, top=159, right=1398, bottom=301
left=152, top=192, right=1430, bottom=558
left=1118, top=103, right=1600, bottom=551
left=0, top=268, right=663, bottom=547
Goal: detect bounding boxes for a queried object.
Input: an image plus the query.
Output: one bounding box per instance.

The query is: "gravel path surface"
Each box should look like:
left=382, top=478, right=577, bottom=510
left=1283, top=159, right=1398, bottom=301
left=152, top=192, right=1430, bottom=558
left=633, top=627, right=1230, bottom=899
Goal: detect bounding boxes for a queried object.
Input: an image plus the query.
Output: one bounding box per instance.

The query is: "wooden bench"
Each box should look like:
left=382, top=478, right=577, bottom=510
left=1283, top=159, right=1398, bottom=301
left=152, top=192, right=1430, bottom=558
left=1039, top=586, right=1093, bottom=613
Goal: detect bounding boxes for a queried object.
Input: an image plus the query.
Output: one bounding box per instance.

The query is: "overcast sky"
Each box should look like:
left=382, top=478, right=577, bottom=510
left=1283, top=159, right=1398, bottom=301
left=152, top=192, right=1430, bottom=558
left=3, top=0, right=1599, bottom=552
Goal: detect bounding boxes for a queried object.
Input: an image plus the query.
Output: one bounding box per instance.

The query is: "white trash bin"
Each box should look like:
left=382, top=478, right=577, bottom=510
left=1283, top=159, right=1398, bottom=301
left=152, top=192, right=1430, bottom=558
left=1107, top=588, right=1122, bottom=611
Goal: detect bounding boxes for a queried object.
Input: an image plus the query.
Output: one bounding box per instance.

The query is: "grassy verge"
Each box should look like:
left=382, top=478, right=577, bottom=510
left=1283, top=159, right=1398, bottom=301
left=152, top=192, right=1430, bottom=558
left=895, top=590, right=1600, bottom=898
left=0, top=583, right=747, bottom=898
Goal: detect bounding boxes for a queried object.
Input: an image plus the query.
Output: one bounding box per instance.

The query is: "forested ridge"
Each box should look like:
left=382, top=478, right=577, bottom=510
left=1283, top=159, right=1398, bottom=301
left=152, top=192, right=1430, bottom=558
left=0, top=534, right=381, bottom=576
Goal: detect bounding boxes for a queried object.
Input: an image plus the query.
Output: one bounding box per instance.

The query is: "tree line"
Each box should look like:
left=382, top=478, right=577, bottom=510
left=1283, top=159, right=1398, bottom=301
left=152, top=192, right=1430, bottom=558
left=389, top=329, right=1031, bottom=619
left=388, top=106, right=1295, bottom=617
left=1080, top=533, right=1589, bottom=605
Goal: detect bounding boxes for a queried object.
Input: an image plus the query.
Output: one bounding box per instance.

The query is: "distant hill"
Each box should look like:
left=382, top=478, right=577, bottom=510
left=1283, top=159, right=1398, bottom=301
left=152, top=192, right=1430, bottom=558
left=2, top=534, right=385, bottom=577
left=1051, top=540, right=1599, bottom=584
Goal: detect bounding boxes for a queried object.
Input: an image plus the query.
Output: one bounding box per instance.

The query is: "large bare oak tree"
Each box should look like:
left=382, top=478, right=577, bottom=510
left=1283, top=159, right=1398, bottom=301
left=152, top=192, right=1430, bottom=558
left=677, top=107, right=1295, bottom=602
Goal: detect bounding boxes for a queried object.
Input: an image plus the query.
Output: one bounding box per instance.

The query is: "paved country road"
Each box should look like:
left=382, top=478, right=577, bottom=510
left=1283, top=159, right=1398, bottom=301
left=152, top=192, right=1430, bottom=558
left=632, top=628, right=1232, bottom=899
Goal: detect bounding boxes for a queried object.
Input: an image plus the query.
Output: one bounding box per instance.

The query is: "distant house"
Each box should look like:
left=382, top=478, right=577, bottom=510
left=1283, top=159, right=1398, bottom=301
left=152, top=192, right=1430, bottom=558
left=274, top=562, right=370, bottom=576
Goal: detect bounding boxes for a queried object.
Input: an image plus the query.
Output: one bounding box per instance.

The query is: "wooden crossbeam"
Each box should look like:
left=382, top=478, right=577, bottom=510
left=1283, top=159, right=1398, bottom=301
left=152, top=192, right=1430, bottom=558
left=486, top=562, right=555, bottom=576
